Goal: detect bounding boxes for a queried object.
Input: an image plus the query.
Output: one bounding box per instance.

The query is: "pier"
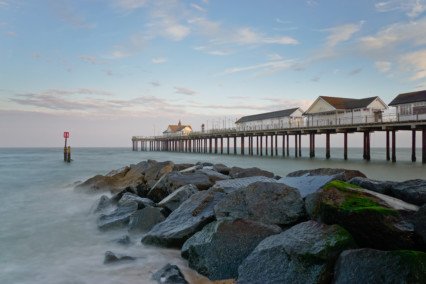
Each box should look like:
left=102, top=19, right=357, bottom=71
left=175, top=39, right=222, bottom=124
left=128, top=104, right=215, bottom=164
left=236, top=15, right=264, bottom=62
left=132, top=118, right=426, bottom=163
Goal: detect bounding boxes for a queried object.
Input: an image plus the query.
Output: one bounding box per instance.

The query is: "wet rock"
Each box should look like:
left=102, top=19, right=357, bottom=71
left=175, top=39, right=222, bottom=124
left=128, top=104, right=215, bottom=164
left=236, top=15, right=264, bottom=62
left=148, top=172, right=213, bottom=202
left=111, top=187, right=138, bottom=203
left=128, top=207, right=166, bottom=233
left=112, top=235, right=131, bottom=246
left=347, top=177, right=395, bottom=195
left=157, top=184, right=199, bottom=212
left=212, top=163, right=231, bottom=175
left=210, top=176, right=277, bottom=194
left=414, top=204, right=426, bottom=244
left=90, top=195, right=114, bottom=214
left=142, top=191, right=225, bottom=248
left=152, top=263, right=188, bottom=284
left=174, top=163, right=195, bottom=171
left=237, top=221, right=356, bottom=284
left=388, top=179, right=426, bottom=206
left=104, top=251, right=136, bottom=264
left=214, top=182, right=306, bottom=226
left=75, top=174, right=119, bottom=193
left=196, top=168, right=230, bottom=183
left=312, top=180, right=420, bottom=250
left=118, top=192, right=154, bottom=209
left=97, top=201, right=138, bottom=231
left=333, top=248, right=426, bottom=284
left=279, top=168, right=366, bottom=198
left=182, top=219, right=281, bottom=280
left=143, top=160, right=175, bottom=187
left=229, top=167, right=274, bottom=179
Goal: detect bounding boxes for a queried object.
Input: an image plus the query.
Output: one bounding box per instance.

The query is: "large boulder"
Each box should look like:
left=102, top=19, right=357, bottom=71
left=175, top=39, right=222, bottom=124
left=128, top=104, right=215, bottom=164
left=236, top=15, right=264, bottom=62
left=157, top=184, right=199, bottom=212
left=141, top=191, right=225, bottom=248
left=229, top=167, right=274, bottom=179
left=148, top=172, right=213, bottom=202
left=182, top=219, right=282, bottom=280
left=237, top=221, right=356, bottom=284
left=196, top=168, right=230, bottom=183
left=90, top=195, right=114, bottom=214
left=210, top=176, right=277, bottom=194
left=128, top=207, right=166, bottom=233
left=279, top=168, right=366, bottom=198
left=347, top=177, right=395, bottom=195
left=152, top=264, right=188, bottom=284
left=97, top=201, right=138, bottom=231
left=117, top=192, right=154, bottom=209
left=213, top=163, right=231, bottom=175
left=214, top=182, right=306, bottom=226
left=333, top=248, right=426, bottom=284
left=143, top=160, right=175, bottom=187
left=312, top=180, right=421, bottom=250
left=414, top=204, right=426, bottom=244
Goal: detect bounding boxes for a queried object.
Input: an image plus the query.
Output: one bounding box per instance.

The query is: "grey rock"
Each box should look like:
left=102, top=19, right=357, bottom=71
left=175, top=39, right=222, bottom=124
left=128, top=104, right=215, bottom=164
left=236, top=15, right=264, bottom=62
left=214, top=182, right=306, bottom=226
left=152, top=264, right=188, bottom=284
left=90, top=195, right=114, bottom=214
left=414, top=204, right=426, bottom=245
left=112, top=235, right=131, bottom=246
left=143, top=160, right=175, bottom=186
left=157, top=184, right=199, bottom=212
left=128, top=207, right=165, bottom=233
left=229, top=167, right=274, bottom=179
left=210, top=176, right=277, bottom=194
left=389, top=179, right=426, bottom=206
left=97, top=201, right=138, bottom=231
left=103, top=251, right=136, bottom=264
left=118, top=192, right=154, bottom=209
left=348, top=177, right=395, bottom=195
left=333, top=248, right=426, bottom=284
left=111, top=187, right=137, bottom=203
left=196, top=168, right=230, bottom=183
left=287, top=168, right=366, bottom=180
left=174, top=163, right=195, bottom=171
left=182, top=219, right=282, bottom=280
left=212, top=163, right=231, bottom=175
left=237, top=221, right=356, bottom=284
left=142, top=191, right=225, bottom=248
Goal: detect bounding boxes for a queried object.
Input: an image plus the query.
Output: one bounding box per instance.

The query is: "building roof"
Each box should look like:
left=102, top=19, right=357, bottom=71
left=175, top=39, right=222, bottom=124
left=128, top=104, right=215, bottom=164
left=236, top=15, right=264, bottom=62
left=388, top=90, right=426, bottom=106
left=236, top=108, right=301, bottom=124
left=320, top=96, right=379, bottom=109
left=163, top=121, right=192, bottom=133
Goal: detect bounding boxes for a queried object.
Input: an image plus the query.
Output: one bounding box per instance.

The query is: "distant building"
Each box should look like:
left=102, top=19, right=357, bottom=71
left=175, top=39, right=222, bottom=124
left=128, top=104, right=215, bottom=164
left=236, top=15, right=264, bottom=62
left=304, top=96, right=388, bottom=126
left=163, top=120, right=192, bottom=136
left=388, top=90, right=426, bottom=121
left=235, top=108, right=304, bottom=131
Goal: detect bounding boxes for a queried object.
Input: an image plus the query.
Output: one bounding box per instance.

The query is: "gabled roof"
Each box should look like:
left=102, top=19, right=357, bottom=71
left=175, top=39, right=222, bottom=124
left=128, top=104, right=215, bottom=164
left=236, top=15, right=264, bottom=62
left=236, top=107, right=301, bottom=124
left=388, top=90, right=426, bottom=106
left=321, top=96, right=378, bottom=109
left=163, top=124, right=192, bottom=133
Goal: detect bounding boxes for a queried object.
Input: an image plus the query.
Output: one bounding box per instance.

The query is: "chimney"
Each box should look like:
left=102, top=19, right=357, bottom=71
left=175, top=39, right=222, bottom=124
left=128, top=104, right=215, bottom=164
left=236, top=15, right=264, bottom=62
left=178, top=120, right=182, bottom=127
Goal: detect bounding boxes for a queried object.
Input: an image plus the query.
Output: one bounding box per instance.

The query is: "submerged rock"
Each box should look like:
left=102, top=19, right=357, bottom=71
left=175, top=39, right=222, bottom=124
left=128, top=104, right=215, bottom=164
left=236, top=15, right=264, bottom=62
left=112, top=235, right=131, bottom=246
left=237, top=221, right=356, bottom=284
left=152, top=263, right=188, bottom=284
left=182, top=219, right=282, bottom=280
left=229, top=167, right=274, bottom=179
left=103, top=251, right=136, bottom=264
left=142, top=191, right=225, bottom=248
left=333, top=248, right=426, bottom=284
left=214, top=181, right=306, bottom=226
left=157, top=184, right=199, bottom=212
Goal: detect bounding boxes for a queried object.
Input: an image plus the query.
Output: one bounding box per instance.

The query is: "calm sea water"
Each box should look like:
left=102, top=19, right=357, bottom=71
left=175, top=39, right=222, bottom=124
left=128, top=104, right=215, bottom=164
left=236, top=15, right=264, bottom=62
left=0, top=147, right=425, bottom=284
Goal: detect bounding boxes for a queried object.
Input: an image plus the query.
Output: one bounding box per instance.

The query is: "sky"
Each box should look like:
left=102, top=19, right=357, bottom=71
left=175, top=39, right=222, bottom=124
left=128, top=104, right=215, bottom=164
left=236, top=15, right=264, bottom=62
left=1, top=0, right=426, bottom=147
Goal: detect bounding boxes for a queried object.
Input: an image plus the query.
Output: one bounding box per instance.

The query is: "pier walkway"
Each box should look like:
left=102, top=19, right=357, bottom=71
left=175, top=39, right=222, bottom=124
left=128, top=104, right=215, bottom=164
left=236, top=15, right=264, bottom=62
left=132, top=117, right=426, bottom=163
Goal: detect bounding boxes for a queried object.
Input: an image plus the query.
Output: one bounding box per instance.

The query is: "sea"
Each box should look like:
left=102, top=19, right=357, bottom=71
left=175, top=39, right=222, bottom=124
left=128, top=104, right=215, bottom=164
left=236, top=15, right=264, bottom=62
left=0, top=147, right=425, bottom=284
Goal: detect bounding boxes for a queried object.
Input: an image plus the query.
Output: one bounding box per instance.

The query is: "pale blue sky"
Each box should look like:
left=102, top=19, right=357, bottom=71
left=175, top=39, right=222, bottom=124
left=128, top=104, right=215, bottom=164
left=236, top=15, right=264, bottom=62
left=1, top=0, right=426, bottom=146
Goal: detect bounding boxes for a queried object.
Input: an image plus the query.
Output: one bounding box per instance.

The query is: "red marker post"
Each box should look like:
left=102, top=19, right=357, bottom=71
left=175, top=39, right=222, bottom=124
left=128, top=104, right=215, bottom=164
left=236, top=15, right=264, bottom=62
left=63, top=132, right=71, bottom=162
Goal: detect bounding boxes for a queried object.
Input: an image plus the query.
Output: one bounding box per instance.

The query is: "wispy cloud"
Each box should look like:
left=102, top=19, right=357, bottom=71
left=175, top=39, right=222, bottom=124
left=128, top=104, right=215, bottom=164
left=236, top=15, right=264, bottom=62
left=348, top=68, right=362, bottom=76
left=152, top=57, right=167, bottom=63
left=150, top=81, right=161, bottom=87
left=268, top=53, right=283, bottom=60
left=399, top=49, right=426, bottom=80
left=112, top=0, right=150, bottom=11
left=216, top=60, right=295, bottom=76
left=51, top=0, right=96, bottom=29
left=190, top=3, right=205, bottom=12
left=174, top=86, right=197, bottom=95
left=375, top=0, right=426, bottom=18
left=79, top=55, right=108, bottom=65
left=5, top=31, right=16, bottom=37
left=322, top=21, right=364, bottom=48
left=306, top=0, right=318, bottom=7
left=374, top=61, right=392, bottom=72
left=32, top=52, right=42, bottom=58
left=0, top=1, right=8, bottom=8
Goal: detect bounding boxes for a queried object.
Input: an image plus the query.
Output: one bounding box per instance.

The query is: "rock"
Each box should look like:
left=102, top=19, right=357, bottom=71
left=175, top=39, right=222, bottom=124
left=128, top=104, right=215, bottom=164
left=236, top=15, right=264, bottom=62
left=118, top=192, right=154, bottom=209
left=128, top=207, right=166, bottom=233
left=112, top=235, right=131, bottom=246
left=111, top=187, right=138, bottom=203
left=388, top=179, right=426, bottom=206
left=214, top=182, right=306, bottom=226
left=210, top=176, right=277, bottom=194
left=229, top=167, right=274, bottom=179
left=212, top=163, right=231, bottom=175
left=304, top=188, right=324, bottom=219
left=143, top=160, right=175, bottom=187
left=75, top=174, right=118, bottom=193
left=152, top=264, right=188, bottom=284
left=197, top=162, right=213, bottom=167
left=157, top=184, right=199, bottom=212
left=347, top=177, right=395, bottom=195
left=414, top=204, right=426, bottom=244
left=333, top=248, right=426, bottom=284
left=279, top=168, right=366, bottom=198
left=312, top=180, right=420, bottom=250
left=90, top=195, right=114, bottom=214
left=142, top=191, right=225, bottom=248
left=182, top=219, right=281, bottom=280
left=103, top=251, right=136, bottom=264
left=174, top=163, right=195, bottom=171
left=237, top=221, right=356, bottom=284
left=196, top=168, right=230, bottom=183
left=97, top=201, right=138, bottom=231
left=148, top=172, right=213, bottom=202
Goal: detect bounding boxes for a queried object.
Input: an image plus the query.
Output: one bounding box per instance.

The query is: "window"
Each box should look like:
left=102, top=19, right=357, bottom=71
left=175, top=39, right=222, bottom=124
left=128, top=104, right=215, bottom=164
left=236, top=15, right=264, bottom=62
left=399, top=104, right=412, bottom=115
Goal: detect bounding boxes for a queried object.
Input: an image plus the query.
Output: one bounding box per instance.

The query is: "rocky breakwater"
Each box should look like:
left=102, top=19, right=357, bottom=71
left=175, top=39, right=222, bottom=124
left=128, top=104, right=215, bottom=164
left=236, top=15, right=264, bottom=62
left=77, top=161, right=426, bottom=283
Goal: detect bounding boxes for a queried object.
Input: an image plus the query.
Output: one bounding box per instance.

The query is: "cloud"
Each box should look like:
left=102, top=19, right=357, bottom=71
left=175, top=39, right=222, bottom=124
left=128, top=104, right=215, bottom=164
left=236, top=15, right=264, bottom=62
left=0, top=1, right=8, bottom=8
left=150, top=81, right=160, bottom=87
left=374, top=61, right=392, bottom=72
left=113, top=0, right=150, bottom=11
left=32, top=52, right=42, bottom=58
left=348, top=68, right=362, bottom=76
left=306, top=0, right=318, bottom=7
left=5, top=31, right=16, bottom=37
left=190, top=3, right=205, bottom=12
left=207, top=50, right=232, bottom=55
left=399, top=49, right=426, bottom=80
left=51, top=0, right=96, bottom=29
left=322, top=22, right=364, bottom=48
left=268, top=53, right=283, bottom=61
left=174, top=86, right=197, bottom=95
left=79, top=55, right=108, bottom=65
left=375, top=0, right=426, bottom=18
left=152, top=57, right=167, bottom=63
left=216, top=60, right=295, bottom=76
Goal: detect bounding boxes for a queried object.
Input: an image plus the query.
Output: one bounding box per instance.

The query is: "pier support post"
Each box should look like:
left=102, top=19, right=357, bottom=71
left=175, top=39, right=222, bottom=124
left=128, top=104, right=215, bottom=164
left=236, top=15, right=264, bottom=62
left=299, top=134, right=302, bottom=157
left=271, top=135, right=273, bottom=157
left=209, top=138, right=212, bottom=153
left=260, top=135, right=263, bottom=156
left=257, top=136, right=259, bottom=155
left=215, top=137, right=218, bottom=154
left=234, top=137, right=237, bottom=155
left=412, top=130, right=416, bottom=162
left=251, top=136, right=254, bottom=155
left=366, top=132, right=370, bottom=161
left=241, top=136, right=245, bottom=155
left=344, top=132, right=348, bottom=160
left=275, top=135, right=278, bottom=156
left=392, top=130, right=396, bottom=162
left=312, top=133, right=315, bottom=157
left=326, top=133, right=330, bottom=159
left=265, top=135, right=268, bottom=156
left=286, top=134, right=290, bottom=156
left=227, top=137, right=230, bottom=154
left=386, top=130, right=390, bottom=161
left=295, top=134, right=298, bottom=157
left=309, top=134, right=313, bottom=158
left=423, top=129, right=426, bottom=163
left=221, top=137, right=223, bottom=154
left=282, top=134, right=285, bottom=157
